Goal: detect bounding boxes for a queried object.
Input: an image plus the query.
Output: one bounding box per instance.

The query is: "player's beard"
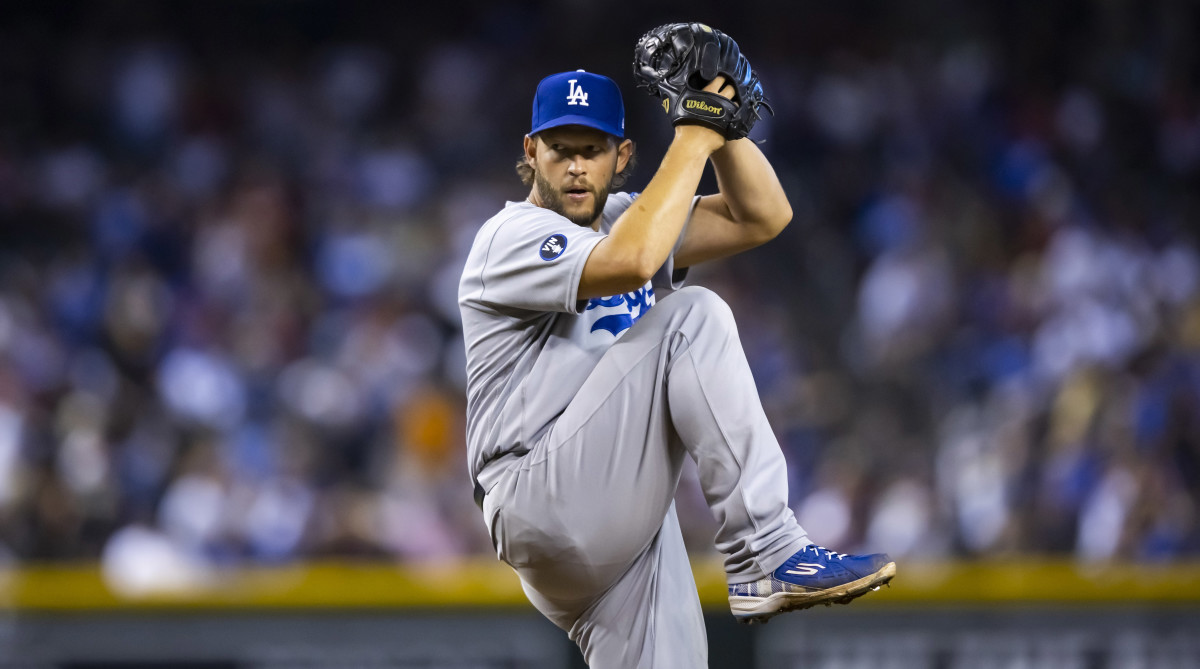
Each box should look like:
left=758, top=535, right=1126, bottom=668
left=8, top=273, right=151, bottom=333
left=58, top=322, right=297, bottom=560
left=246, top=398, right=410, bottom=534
left=534, top=169, right=613, bottom=228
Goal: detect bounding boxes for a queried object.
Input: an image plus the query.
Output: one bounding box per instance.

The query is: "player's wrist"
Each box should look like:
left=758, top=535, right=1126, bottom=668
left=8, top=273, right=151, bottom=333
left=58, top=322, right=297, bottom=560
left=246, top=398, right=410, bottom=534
left=673, top=123, right=726, bottom=154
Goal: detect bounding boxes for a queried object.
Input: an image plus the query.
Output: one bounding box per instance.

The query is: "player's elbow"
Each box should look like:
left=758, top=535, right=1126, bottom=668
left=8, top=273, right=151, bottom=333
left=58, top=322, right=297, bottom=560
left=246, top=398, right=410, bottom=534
left=770, top=205, right=793, bottom=235
left=606, top=237, right=662, bottom=284
left=631, top=248, right=663, bottom=284
left=777, top=201, right=794, bottom=229
left=750, top=203, right=792, bottom=243
left=580, top=244, right=661, bottom=298
left=605, top=253, right=658, bottom=292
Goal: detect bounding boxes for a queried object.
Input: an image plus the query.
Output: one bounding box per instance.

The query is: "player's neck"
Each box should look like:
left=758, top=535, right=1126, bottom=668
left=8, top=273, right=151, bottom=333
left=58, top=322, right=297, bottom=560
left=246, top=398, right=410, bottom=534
left=526, top=190, right=603, bottom=231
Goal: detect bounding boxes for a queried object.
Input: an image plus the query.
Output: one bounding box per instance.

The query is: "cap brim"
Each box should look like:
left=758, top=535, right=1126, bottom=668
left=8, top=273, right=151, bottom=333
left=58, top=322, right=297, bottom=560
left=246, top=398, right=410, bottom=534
left=530, top=115, right=623, bottom=139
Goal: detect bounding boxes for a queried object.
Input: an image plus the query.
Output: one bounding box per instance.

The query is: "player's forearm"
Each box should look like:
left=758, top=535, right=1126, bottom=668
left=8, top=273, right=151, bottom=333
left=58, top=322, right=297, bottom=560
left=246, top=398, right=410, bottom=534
left=603, top=128, right=720, bottom=280
left=710, top=138, right=792, bottom=239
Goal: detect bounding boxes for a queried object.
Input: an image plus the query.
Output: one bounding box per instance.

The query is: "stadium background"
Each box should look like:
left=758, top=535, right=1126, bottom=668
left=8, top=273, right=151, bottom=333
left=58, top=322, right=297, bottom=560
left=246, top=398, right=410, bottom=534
left=1, top=0, right=1198, bottom=666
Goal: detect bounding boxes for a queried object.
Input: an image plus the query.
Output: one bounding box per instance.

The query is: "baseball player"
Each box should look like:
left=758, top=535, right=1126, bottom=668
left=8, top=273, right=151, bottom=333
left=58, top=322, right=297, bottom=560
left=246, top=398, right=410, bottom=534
left=459, top=24, right=895, bottom=668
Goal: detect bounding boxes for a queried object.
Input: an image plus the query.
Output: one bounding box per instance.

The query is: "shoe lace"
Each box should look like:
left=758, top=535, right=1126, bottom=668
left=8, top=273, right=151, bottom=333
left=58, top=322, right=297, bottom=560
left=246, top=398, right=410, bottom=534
left=806, top=544, right=844, bottom=560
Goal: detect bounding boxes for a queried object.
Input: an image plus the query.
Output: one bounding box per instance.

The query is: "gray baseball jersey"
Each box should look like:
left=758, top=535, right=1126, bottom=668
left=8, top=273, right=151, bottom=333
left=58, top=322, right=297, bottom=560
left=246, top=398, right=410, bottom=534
left=458, top=192, right=691, bottom=487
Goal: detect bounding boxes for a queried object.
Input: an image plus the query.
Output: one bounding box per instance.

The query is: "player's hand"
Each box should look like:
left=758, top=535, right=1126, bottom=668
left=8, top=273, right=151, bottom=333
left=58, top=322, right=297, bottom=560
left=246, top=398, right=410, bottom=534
left=674, top=76, right=734, bottom=153
left=704, top=75, right=737, bottom=104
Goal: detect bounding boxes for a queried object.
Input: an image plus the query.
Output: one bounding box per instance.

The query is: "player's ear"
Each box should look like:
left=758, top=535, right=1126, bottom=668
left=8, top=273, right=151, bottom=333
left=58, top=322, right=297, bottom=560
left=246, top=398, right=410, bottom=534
left=524, top=134, right=538, bottom=167
left=616, top=138, right=633, bottom=174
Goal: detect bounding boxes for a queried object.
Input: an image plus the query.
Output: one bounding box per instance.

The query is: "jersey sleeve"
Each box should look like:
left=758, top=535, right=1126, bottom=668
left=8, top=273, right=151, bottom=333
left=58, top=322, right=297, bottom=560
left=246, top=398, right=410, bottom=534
left=469, top=206, right=606, bottom=314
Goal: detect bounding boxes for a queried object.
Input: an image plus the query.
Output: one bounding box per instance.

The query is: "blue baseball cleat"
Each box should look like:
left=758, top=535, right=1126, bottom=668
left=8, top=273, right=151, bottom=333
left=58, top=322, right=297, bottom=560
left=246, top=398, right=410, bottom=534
left=728, top=544, right=896, bottom=624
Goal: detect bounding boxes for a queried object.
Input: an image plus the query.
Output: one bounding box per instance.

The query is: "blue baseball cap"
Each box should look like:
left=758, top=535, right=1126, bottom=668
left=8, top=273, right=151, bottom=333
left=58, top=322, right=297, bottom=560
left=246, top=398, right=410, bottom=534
left=530, top=70, right=625, bottom=138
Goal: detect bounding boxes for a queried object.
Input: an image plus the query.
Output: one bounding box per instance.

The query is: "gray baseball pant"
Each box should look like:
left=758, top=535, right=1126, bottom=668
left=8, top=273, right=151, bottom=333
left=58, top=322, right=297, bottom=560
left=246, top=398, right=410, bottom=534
left=478, top=286, right=810, bottom=668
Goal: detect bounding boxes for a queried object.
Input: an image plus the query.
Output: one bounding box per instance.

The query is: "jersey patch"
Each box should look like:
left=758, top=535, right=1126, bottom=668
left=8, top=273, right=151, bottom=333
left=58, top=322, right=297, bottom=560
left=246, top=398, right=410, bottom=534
left=539, top=234, right=568, bottom=261
left=585, top=285, right=655, bottom=336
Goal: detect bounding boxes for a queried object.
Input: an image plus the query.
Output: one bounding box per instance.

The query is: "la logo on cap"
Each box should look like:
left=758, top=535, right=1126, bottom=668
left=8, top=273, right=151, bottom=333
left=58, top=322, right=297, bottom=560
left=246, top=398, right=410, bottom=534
left=566, top=78, right=589, bottom=106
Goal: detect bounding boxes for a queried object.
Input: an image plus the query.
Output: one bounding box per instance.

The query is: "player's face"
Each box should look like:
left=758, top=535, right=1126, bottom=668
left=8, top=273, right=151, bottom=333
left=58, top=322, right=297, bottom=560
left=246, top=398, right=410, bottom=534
left=526, top=126, right=631, bottom=228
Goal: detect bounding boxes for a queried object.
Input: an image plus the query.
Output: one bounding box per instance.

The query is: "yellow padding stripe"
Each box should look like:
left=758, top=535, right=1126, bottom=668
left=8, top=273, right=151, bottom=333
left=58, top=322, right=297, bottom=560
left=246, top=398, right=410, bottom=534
left=2, top=559, right=1199, bottom=611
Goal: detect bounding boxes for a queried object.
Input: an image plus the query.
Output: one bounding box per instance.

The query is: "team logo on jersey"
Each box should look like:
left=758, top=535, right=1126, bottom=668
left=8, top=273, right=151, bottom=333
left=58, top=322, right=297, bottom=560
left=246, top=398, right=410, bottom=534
left=566, top=79, right=589, bottom=106
left=586, top=285, right=654, bottom=336
left=539, top=234, right=568, bottom=261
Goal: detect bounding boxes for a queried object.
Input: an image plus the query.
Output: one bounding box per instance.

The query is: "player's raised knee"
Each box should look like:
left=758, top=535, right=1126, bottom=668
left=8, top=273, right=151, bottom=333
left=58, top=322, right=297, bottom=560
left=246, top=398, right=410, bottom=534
left=662, top=286, right=737, bottom=330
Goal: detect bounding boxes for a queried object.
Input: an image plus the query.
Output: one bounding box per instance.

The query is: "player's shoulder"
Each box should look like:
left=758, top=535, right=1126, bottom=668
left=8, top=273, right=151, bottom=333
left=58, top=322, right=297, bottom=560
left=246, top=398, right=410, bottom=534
left=472, top=200, right=555, bottom=244
left=607, top=191, right=639, bottom=211
left=480, top=200, right=550, bottom=230
left=598, top=191, right=638, bottom=231
left=467, top=200, right=600, bottom=270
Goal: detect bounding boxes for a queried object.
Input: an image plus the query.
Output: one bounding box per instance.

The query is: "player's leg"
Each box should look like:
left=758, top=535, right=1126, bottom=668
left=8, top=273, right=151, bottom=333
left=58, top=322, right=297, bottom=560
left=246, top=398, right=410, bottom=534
left=567, top=504, right=707, bottom=669
left=484, top=316, right=693, bottom=618
left=644, top=287, right=895, bottom=622
left=490, top=287, right=796, bottom=595
left=484, top=285, right=888, bottom=639
left=492, top=287, right=806, bottom=598
left=484, top=393, right=701, bottom=665
left=478, top=288, right=738, bottom=665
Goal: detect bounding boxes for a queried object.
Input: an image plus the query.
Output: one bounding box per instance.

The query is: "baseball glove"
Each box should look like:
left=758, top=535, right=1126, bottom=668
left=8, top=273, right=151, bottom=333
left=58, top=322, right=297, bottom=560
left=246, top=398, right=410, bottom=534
left=632, top=22, right=772, bottom=141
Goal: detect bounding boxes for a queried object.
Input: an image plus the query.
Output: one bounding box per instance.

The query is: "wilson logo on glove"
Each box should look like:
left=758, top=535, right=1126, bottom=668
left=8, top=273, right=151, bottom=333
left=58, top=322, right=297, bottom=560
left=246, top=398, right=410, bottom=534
left=684, top=99, right=724, bottom=117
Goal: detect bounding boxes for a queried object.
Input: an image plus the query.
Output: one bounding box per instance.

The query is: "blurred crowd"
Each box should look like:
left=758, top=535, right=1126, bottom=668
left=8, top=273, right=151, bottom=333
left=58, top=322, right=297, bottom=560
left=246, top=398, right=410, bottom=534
left=0, top=1, right=1197, bottom=587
